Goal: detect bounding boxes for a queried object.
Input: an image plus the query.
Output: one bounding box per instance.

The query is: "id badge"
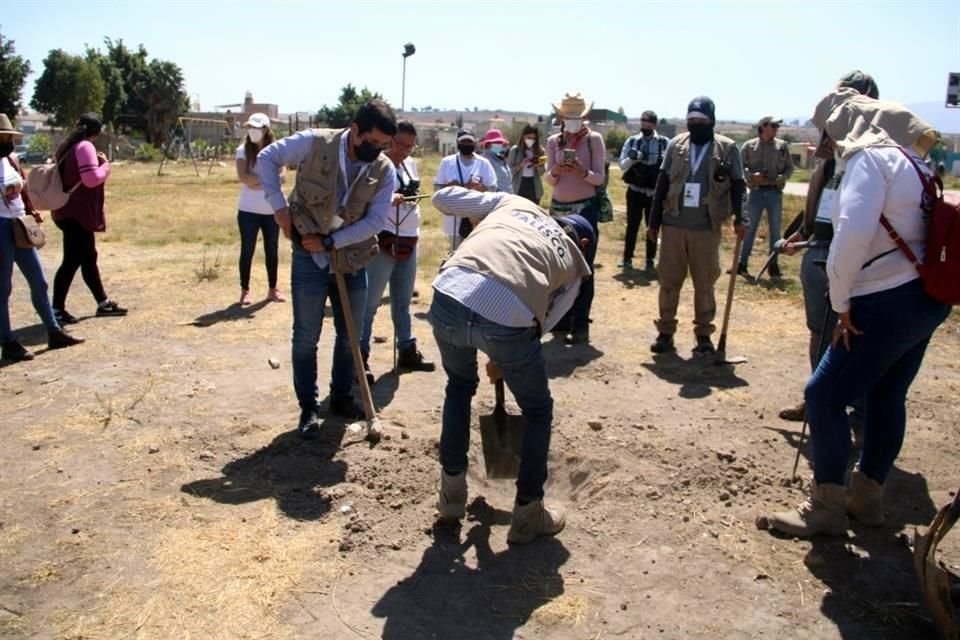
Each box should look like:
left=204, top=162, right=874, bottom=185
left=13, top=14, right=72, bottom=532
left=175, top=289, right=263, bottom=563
left=683, top=183, right=701, bottom=208
left=815, top=188, right=837, bottom=223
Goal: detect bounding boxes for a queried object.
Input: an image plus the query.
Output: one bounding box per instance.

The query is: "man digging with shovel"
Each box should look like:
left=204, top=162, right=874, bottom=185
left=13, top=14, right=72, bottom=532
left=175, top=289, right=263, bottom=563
left=428, top=187, right=594, bottom=544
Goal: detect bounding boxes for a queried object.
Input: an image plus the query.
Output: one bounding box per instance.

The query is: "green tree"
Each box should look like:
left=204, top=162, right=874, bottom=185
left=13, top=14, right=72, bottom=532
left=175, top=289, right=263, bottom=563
left=604, top=127, right=630, bottom=156
left=316, top=84, right=387, bottom=128
left=140, top=59, right=189, bottom=144
left=617, top=106, right=626, bottom=117
left=31, top=50, right=105, bottom=127
left=0, top=31, right=31, bottom=119
left=85, top=46, right=127, bottom=131
left=27, top=132, right=52, bottom=155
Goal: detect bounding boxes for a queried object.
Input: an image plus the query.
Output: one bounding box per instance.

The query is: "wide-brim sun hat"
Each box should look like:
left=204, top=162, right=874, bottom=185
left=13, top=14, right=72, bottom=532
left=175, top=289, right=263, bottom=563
left=553, top=93, right=593, bottom=120
left=0, top=114, right=27, bottom=138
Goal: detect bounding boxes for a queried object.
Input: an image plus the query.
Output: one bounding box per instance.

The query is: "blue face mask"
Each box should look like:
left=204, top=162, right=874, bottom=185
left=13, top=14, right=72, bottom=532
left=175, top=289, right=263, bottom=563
left=488, top=144, right=504, bottom=155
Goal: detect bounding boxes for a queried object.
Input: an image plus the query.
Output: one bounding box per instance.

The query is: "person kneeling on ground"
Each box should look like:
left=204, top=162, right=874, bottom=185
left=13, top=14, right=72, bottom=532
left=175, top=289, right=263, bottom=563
left=761, top=88, right=948, bottom=537
left=429, top=186, right=594, bottom=544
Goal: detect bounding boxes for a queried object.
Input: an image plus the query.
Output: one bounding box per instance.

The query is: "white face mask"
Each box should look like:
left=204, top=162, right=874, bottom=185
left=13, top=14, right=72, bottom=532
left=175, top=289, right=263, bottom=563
left=524, top=138, right=535, bottom=148
left=247, top=128, right=265, bottom=144
left=564, top=119, right=583, bottom=134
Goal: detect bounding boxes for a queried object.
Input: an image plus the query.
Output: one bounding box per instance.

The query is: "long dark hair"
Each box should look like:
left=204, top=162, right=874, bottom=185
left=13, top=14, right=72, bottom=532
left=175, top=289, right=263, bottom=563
left=55, top=113, right=103, bottom=161
left=243, top=128, right=275, bottom=171
left=517, top=124, right=544, bottom=159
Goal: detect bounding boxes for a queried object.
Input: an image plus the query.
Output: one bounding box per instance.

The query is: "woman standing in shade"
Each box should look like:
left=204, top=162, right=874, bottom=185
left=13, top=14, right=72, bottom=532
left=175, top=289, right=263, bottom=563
left=235, top=113, right=283, bottom=305
left=51, top=113, right=126, bottom=324
left=507, top=124, right=545, bottom=205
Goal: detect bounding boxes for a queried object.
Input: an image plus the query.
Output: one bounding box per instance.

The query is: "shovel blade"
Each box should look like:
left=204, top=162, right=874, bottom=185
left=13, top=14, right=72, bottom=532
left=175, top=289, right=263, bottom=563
left=479, top=410, right=524, bottom=479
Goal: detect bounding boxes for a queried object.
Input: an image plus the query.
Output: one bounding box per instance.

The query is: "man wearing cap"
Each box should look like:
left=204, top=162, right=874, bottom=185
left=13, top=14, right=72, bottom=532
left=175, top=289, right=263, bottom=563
left=481, top=129, right=513, bottom=193
left=736, top=116, right=794, bottom=278
left=433, top=129, right=497, bottom=248
left=619, top=111, right=669, bottom=272
left=257, top=100, right=397, bottom=439
left=545, top=92, right=607, bottom=345
left=428, top=186, right=593, bottom=544
left=647, top=96, right=747, bottom=356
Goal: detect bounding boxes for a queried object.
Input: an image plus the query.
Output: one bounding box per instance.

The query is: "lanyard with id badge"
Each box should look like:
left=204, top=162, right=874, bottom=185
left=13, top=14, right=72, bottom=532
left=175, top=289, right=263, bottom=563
left=684, top=144, right=710, bottom=208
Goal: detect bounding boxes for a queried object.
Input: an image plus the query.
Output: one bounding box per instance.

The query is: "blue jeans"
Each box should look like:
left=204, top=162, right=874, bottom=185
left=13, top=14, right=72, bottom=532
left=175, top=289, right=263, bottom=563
left=0, top=217, right=60, bottom=343
left=801, top=246, right=864, bottom=422
left=562, top=199, right=599, bottom=333
left=739, top=189, right=783, bottom=267
left=237, top=210, right=280, bottom=290
left=290, top=247, right=367, bottom=412
left=361, top=245, right=417, bottom=354
left=805, top=279, right=951, bottom=485
left=429, top=292, right=553, bottom=502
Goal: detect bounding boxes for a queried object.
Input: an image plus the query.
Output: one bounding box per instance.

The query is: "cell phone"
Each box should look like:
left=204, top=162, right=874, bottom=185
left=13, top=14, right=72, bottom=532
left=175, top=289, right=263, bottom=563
left=563, top=149, right=576, bottom=163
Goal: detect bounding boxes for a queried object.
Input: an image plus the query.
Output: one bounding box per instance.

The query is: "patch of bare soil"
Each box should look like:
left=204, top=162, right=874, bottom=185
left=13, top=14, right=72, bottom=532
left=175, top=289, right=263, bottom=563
left=1, top=232, right=958, bottom=639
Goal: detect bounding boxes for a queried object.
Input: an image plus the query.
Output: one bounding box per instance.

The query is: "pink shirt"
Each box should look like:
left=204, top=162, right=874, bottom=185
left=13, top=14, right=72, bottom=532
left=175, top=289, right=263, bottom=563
left=74, top=140, right=111, bottom=188
left=544, top=130, right=605, bottom=203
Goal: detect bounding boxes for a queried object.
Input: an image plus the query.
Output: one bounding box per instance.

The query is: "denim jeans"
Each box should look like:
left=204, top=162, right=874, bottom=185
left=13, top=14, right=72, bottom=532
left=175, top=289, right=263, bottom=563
left=237, top=210, right=280, bottom=290
left=0, top=217, right=60, bottom=342
left=429, top=291, right=553, bottom=502
left=361, top=245, right=417, bottom=354
left=805, top=279, right=951, bottom=485
left=739, top=189, right=783, bottom=267
left=290, top=247, right=367, bottom=412
left=562, top=199, right=599, bottom=333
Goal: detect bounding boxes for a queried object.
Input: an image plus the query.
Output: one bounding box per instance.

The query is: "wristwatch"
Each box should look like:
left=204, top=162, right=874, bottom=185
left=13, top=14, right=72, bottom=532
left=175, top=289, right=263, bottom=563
left=322, top=234, right=335, bottom=251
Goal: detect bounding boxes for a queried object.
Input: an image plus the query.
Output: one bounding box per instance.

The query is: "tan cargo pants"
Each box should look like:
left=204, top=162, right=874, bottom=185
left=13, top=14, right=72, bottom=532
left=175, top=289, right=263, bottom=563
left=655, top=225, right=721, bottom=337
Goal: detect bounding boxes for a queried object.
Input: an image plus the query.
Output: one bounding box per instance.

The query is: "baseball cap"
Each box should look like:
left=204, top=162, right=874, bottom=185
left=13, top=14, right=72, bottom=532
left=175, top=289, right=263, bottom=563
left=244, top=112, right=270, bottom=128
left=456, top=129, right=476, bottom=143
left=686, top=96, right=716, bottom=123
left=758, top=115, right=783, bottom=127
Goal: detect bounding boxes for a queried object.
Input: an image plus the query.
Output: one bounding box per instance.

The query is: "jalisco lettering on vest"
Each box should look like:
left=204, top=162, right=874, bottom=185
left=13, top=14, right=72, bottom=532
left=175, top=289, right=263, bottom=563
left=435, top=189, right=592, bottom=330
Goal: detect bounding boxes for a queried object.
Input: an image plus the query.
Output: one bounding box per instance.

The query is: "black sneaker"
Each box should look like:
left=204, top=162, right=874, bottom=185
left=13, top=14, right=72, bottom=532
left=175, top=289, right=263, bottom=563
left=54, top=309, right=79, bottom=325
left=650, top=333, right=675, bottom=353
left=48, top=329, right=85, bottom=350
left=297, top=408, right=320, bottom=440
left=329, top=396, right=364, bottom=420
left=693, top=336, right=716, bottom=356
left=564, top=328, right=589, bottom=345
left=96, top=301, right=128, bottom=317
left=1, top=340, right=34, bottom=362
left=645, top=259, right=656, bottom=272
left=736, top=264, right=751, bottom=279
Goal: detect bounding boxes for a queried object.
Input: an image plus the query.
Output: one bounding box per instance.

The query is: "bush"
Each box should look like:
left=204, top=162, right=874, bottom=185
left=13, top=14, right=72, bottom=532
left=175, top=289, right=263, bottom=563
left=604, top=128, right=630, bottom=157
left=28, top=133, right=52, bottom=156
left=134, top=143, right=162, bottom=162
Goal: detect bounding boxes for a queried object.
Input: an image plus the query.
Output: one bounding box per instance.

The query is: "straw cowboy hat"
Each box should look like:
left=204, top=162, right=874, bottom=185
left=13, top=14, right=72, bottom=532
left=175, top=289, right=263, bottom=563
left=0, top=114, right=26, bottom=138
left=552, top=93, right=593, bottom=120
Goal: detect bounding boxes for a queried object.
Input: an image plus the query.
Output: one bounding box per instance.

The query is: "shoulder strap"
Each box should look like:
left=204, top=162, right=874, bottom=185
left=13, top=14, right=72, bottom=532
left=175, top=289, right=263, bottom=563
left=455, top=156, right=465, bottom=185
left=878, top=214, right=921, bottom=268
left=895, top=146, right=940, bottom=205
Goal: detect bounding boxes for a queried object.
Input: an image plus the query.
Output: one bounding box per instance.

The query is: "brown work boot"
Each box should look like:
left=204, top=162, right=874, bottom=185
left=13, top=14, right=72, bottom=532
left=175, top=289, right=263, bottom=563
left=767, top=481, right=848, bottom=538
left=778, top=400, right=806, bottom=422
left=846, top=469, right=885, bottom=527
left=436, top=470, right=467, bottom=522
left=507, top=500, right=566, bottom=545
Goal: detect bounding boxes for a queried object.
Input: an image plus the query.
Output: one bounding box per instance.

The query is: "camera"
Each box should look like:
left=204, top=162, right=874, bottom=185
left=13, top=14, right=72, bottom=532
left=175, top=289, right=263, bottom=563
left=713, top=161, right=730, bottom=183
left=398, top=178, right=420, bottom=198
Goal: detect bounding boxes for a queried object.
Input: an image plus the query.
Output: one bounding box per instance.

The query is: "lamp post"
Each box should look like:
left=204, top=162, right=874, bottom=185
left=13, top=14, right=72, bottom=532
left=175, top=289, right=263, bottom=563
left=401, top=42, right=416, bottom=113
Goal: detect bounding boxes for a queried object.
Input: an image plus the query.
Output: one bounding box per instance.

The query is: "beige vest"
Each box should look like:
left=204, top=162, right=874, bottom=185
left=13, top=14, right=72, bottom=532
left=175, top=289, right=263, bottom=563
left=441, top=197, right=591, bottom=329
left=664, top=132, right=736, bottom=230
left=289, top=128, right=392, bottom=237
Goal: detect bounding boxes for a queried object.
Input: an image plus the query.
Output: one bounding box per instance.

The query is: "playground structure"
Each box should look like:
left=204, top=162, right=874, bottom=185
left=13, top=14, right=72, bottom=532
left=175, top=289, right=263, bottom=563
left=157, top=116, right=235, bottom=176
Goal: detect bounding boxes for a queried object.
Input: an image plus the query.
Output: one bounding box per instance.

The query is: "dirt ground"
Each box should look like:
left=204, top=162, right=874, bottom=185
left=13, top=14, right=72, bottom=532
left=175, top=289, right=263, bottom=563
left=1, top=163, right=959, bottom=639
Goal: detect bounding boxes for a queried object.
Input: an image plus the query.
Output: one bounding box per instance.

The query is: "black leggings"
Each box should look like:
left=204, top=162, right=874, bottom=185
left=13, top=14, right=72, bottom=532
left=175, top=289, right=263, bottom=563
left=238, top=210, right=280, bottom=290
left=53, top=218, right=107, bottom=310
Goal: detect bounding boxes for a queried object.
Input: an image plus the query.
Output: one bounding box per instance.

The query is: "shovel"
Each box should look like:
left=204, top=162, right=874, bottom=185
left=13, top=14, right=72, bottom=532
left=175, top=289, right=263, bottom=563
left=715, top=234, right=748, bottom=366
left=479, top=379, right=524, bottom=479
left=331, top=249, right=382, bottom=443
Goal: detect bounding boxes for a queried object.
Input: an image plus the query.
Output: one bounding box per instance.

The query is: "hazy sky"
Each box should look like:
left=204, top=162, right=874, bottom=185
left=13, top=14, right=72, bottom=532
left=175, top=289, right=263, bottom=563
left=5, top=0, right=960, bottom=125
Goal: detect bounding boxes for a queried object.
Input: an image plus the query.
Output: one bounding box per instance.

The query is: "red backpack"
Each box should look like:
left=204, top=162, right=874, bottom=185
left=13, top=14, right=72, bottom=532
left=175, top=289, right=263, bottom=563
left=878, top=149, right=960, bottom=305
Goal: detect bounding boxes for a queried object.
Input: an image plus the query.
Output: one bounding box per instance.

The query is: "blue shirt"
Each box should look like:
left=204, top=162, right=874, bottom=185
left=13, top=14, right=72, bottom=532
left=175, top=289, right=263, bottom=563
left=257, top=129, right=397, bottom=269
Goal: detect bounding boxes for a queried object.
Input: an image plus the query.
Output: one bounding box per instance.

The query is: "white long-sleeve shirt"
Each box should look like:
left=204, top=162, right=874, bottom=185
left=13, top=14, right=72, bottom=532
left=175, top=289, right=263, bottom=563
left=827, top=146, right=929, bottom=313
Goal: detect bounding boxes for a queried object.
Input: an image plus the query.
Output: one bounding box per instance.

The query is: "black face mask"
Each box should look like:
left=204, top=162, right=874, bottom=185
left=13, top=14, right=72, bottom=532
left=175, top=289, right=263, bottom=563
left=687, top=122, right=714, bottom=145
left=458, top=144, right=475, bottom=156
left=0, top=142, right=14, bottom=157
left=354, top=136, right=382, bottom=163
left=640, top=128, right=654, bottom=137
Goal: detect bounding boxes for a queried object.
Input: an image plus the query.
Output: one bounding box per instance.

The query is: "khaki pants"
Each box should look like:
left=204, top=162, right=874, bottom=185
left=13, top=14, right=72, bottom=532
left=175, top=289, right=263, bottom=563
left=655, top=225, right=721, bottom=337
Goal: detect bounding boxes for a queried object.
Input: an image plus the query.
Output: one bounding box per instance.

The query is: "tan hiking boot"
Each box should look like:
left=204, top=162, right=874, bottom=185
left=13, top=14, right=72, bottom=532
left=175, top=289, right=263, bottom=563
left=507, top=500, right=565, bottom=545
left=778, top=400, right=806, bottom=422
left=436, top=470, right=467, bottom=522
left=768, top=482, right=848, bottom=538
left=847, top=469, right=885, bottom=526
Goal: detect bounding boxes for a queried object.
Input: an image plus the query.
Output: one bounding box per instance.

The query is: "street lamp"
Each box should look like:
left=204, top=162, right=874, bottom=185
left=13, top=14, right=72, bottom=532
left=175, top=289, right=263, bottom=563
left=401, top=43, right=416, bottom=113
